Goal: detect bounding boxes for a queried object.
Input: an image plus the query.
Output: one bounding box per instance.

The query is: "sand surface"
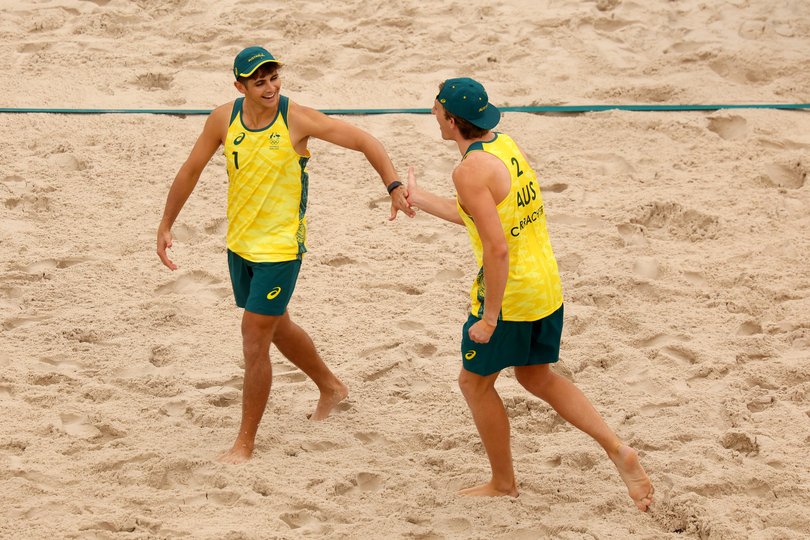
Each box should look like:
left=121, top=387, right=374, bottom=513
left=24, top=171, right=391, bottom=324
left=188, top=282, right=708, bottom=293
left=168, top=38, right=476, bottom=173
left=1, top=1, right=809, bottom=538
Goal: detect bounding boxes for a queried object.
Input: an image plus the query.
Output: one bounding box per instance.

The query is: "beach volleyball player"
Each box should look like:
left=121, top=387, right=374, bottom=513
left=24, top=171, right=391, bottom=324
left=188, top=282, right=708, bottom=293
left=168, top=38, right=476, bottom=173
left=156, top=46, right=413, bottom=463
left=406, top=77, right=654, bottom=510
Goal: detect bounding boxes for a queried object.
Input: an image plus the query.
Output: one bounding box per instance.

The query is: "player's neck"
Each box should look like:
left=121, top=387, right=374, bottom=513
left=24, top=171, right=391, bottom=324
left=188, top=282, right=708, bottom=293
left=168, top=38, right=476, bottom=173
left=457, top=131, right=494, bottom=156
left=242, top=99, right=279, bottom=129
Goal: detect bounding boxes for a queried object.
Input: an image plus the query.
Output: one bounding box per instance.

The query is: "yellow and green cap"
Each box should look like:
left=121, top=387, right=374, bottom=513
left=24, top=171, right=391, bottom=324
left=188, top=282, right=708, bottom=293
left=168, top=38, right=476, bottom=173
left=233, top=46, right=280, bottom=80
left=436, top=77, right=500, bottom=130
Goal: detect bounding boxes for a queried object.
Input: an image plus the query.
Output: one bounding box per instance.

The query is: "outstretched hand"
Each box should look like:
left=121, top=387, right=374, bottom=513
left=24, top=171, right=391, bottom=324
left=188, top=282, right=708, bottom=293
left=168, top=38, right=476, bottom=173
left=405, top=166, right=419, bottom=210
left=389, top=180, right=415, bottom=220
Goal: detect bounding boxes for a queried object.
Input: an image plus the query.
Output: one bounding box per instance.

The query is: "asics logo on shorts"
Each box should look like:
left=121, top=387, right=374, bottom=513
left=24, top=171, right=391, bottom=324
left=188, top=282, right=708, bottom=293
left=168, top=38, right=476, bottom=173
left=266, top=286, right=282, bottom=300
left=464, top=350, right=477, bottom=360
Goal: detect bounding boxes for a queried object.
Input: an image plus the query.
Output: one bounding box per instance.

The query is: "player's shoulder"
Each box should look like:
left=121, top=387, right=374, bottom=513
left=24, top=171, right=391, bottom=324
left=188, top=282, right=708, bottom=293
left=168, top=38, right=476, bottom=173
left=461, top=146, right=504, bottom=172
left=287, top=99, right=322, bottom=121
left=207, top=101, right=237, bottom=124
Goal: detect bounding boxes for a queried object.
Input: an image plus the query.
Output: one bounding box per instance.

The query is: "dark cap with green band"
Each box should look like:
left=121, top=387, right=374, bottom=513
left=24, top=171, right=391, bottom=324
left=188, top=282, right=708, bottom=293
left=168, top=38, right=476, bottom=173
left=436, top=77, right=501, bottom=130
left=233, top=46, right=281, bottom=80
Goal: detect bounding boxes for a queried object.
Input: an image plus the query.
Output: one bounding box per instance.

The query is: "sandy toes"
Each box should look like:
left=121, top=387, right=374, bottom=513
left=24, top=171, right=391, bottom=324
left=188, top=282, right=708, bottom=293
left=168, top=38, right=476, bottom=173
left=310, top=382, right=349, bottom=421
left=458, top=482, right=519, bottom=497
left=217, top=444, right=253, bottom=465
left=610, top=444, right=654, bottom=512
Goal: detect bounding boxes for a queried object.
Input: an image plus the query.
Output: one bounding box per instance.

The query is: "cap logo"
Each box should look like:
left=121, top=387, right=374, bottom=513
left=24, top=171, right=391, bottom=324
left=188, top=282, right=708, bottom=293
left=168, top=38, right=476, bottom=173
left=248, top=53, right=265, bottom=62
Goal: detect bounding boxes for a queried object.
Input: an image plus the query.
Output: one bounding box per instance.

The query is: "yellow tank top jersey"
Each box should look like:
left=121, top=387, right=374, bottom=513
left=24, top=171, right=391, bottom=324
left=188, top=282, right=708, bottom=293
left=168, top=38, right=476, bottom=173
left=457, top=133, right=563, bottom=322
left=223, top=96, right=310, bottom=262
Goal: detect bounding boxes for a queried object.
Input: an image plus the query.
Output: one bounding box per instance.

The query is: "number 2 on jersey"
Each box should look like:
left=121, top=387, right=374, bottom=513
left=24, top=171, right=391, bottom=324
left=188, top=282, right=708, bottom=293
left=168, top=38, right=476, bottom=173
left=510, top=156, right=523, bottom=177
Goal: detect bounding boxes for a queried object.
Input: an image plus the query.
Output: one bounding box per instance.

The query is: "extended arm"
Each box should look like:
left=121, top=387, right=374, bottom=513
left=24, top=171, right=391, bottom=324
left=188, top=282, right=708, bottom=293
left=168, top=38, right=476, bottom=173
left=156, top=105, right=227, bottom=270
left=290, top=102, right=414, bottom=220
left=405, top=167, right=464, bottom=225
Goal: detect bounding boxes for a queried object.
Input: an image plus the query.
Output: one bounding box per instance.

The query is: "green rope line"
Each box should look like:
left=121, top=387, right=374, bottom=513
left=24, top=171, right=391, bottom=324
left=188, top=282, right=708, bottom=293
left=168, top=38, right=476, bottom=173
left=1, top=104, right=809, bottom=116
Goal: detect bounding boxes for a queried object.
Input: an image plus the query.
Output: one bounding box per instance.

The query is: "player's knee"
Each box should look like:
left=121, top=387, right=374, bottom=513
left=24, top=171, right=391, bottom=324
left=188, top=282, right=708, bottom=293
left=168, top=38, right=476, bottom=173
left=457, top=370, right=488, bottom=400
left=515, top=364, right=551, bottom=391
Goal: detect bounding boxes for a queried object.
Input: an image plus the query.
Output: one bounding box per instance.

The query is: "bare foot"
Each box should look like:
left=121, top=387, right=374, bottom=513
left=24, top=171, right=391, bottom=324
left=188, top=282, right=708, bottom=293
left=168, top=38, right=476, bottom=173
left=217, top=443, right=253, bottom=464
left=310, top=381, right=349, bottom=421
left=609, top=443, right=654, bottom=511
left=458, top=481, right=518, bottom=497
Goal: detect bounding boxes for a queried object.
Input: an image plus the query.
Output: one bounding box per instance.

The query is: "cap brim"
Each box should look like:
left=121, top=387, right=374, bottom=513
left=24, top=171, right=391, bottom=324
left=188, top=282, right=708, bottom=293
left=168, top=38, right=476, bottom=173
left=237, top=59, right=281, bottom=78
left=469, top=105, right=501, bottom=130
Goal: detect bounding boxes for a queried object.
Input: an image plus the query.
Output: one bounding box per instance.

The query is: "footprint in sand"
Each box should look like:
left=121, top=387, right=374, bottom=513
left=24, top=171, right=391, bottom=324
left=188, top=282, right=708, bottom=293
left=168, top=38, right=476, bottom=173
left=276, top=369, right=307, bottom=384
left=58, top=413, right=102, bottom=439
left=637, top=333, right=690, bottom=349
left=708, top=57, right=776, bottom=85
left=170, top=223, right=200, bottom=243
left=155, top=270, right=230, bottom=303
left=38, top=354, right=82, bottom=372
left=682, top=270, right=708, bottom=287
left=334, top=472, right=385, bottom=496
left=1, top=175, right=29, bottom=197
left=144, top=457, right=223, bottom=491
left=553, top=213, right=606, bottom=230
left=633, top=256, right=659, bottom=279
left=324, top=255, right=356, bottom=267
left=584, top=153, right=636, bottom=176
left=556, top=252, right=583, bottom=274
left=132, top=72, right=173, bottom=90
left=413, top=232, right=440, bottom=244
left=707, top=115, right=748, bottom=141
left=19, top=257, right=90, bottom=274
left=204, top=386, right=240, bottom=408
left=367, top=195, right=390, bottom=211
left=720, top=431, right=759, bottom=455
left=736, top=320, right=763, bottom=336
left=3, top=193, right=51, bottom=213
left=397, top=320, right=424, bottom=331
left=360, top=341, right=401, bottom=359
left=353, top=431, right=386, bottom=445
left=746, top=395, right=775, bottom=413
left=159, top=399, right=189, bottom=417
left=203, top=217, right=228, bottom=236
left=630, top=201, right=719, bottom=241
left=543, top=182, right=568, bottom=193
left=413, top=343, right=437, bottom=358
left=617, top=222, right=648, bottom=247
left=660, top=345, right=698, bottom=365
left=279, top=508, right=330, bottom=533
left=3, top=314, right=51, bottom=330
left=759, top=160, right=807, bottom=189
left=373, top=283, right=423, bottom=296
left=433, top=268, right=464, bottom=282
left=194, top=375, right=243, bottom=391
left=46, top=152, right=87, bottom=172
left=362, top=361, right=399, bottom=382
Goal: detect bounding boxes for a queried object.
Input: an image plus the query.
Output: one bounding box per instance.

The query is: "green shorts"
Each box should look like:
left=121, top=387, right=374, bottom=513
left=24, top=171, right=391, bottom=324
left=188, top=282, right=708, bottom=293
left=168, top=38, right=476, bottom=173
left=460, top=304, right=564, bottom=376
left=227, top=250, right=301, bottom=316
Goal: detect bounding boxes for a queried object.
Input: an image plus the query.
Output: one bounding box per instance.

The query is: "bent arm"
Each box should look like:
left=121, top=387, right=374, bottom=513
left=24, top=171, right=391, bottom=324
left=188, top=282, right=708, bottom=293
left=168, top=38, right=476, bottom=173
left=290, top=103, right=414, bottom=219
left=406, top=167, right=463, bottom=224
left=292, top=103, right=397, bottom=183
